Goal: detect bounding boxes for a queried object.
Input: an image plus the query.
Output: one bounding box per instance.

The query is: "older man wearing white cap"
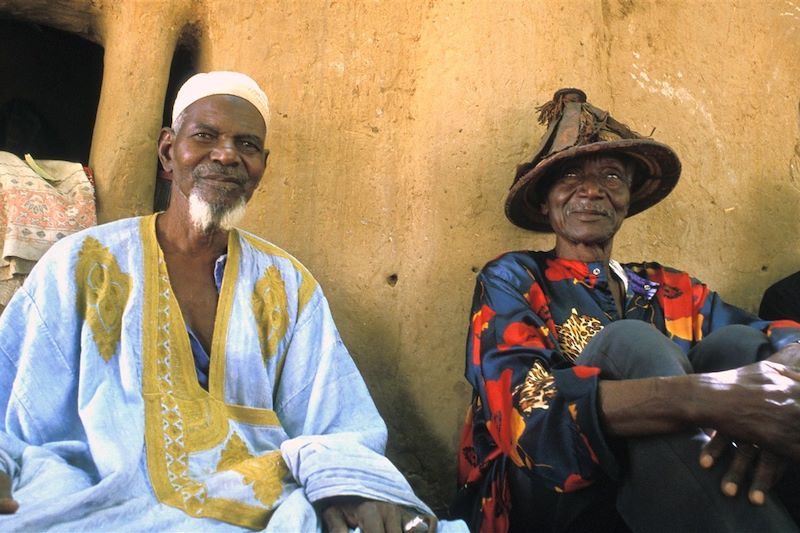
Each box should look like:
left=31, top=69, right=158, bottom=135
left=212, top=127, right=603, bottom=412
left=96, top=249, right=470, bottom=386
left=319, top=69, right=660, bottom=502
left=0, top=72, right=459, bottom=533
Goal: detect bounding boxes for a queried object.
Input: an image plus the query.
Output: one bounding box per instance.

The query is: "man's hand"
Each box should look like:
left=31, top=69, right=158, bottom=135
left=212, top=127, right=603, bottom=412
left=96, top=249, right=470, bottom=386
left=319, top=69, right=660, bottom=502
left=698, top=351, right=800, bottom=505
left=0, top=471, right=18, bottom=514
left=318, top=496, right=436, bottom=533
left=698, top=359, right=800, bottom=461
left=767, top=342, right=800, bottom=368
left=700, top=431, right=787, bottom=505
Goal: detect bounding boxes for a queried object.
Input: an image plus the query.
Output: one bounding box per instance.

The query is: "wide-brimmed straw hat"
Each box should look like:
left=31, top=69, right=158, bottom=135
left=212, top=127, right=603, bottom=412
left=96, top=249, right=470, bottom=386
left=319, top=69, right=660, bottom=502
left=505, top=88, right=681, bottom=232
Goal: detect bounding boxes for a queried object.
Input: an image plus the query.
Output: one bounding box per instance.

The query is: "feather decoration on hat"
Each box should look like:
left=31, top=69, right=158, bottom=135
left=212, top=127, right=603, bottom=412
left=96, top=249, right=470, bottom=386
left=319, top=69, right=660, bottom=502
left=535, top=88, right=587, bottom=126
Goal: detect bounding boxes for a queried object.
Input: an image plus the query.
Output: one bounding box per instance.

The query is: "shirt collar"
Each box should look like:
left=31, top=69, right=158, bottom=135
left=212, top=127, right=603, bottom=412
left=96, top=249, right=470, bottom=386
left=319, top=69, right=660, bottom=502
left=547, top=252, right=658, bottom=300
left=625, top=267, right=659, bottom=300
left=608, top=259, right=629, bottom=293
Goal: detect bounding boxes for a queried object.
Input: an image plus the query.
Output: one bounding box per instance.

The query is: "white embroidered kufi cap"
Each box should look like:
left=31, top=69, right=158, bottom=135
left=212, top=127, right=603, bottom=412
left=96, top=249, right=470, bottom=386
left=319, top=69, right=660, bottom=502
left=171, top=71, right=270, bottom=129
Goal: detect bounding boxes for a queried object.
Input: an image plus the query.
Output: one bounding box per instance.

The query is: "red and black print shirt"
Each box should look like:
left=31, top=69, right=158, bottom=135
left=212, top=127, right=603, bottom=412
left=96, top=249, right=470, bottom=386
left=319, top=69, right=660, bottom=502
left=458, top=250, right=800, bottom=532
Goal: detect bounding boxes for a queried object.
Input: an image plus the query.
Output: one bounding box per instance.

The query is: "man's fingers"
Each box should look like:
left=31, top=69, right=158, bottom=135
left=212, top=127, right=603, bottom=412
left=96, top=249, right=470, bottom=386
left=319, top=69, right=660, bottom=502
left=378, top=503, right=403, bottom=533
left=721, top=443, right=758, bottom=497
left=321, top=505, right=351, bottom=533
left=356, top=503, right=386, bottom=533
left=339, top=501, right=387, bottom=533
left=700, top=431, right=729, bottom=468
left=320, top=498, right=435, bottom=533
left=749, top=451, right=787, bottom=506
left=400, top=511, right=436, bottom=533
left=0, top=499, right=19, bottom=514
left=0, top=472, right=17, bottom=515
left=776, top=365, right=800, bottom=380
left=700, top=436, right=792, bottom=505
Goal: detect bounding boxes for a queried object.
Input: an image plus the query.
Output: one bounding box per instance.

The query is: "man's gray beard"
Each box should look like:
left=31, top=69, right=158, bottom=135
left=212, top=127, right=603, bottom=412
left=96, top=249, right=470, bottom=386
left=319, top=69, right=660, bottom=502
left=188, top=191, right=247, bottom=232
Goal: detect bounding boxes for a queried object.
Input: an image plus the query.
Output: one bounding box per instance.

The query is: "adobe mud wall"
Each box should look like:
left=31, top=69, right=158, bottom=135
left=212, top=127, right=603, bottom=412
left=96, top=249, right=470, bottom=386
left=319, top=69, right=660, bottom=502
left=1, top=0, right=799, bottom=511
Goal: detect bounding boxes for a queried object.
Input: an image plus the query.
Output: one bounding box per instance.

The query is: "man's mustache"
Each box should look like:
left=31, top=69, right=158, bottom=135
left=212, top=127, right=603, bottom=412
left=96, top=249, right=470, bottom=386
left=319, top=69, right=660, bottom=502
left=192, top=163, right=247, bottom=183
left=565, top=202, right=612, bottom=217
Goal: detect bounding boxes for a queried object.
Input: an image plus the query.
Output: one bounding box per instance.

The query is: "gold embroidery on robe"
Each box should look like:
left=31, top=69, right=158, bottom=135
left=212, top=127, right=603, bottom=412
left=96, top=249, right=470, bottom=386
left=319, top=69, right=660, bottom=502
left=216, top=432, right=289, bottom=506
left=152, top=259, right=208, bottom=513
left=241, top=233, right=317, bottom=315
left=75, top=237, right=131, bottom=362
left=140, top=216, right=287, bottom=529
left=252, top=265, right=289, bottom=364
left=555, top=308, right=603, bottom=362
left=239, top=232, right=319, bottom=393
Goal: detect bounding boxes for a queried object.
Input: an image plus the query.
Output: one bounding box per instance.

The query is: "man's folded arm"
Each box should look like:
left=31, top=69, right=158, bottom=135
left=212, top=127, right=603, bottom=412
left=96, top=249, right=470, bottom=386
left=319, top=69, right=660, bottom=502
left=598, top=349, right=800, bottom=456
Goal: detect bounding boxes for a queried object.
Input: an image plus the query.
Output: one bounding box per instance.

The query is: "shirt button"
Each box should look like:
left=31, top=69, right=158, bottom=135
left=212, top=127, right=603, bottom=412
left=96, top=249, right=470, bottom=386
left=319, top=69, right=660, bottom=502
left=592, top=268, right=601, bottom=275
left=643, top=284, right=651, bottom=290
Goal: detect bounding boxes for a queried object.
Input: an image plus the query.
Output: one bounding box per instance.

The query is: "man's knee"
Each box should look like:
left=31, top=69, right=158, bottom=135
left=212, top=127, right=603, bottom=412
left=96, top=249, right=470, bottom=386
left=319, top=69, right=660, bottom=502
left=689, top=324, right=772, bottom=372
left=577, top=319, right=691, bottom=379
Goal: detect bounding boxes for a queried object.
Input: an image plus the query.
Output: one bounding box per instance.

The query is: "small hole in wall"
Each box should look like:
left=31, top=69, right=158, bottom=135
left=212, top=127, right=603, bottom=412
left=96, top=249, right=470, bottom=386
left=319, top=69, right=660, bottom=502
left=386, top=274, right=398, bottom=286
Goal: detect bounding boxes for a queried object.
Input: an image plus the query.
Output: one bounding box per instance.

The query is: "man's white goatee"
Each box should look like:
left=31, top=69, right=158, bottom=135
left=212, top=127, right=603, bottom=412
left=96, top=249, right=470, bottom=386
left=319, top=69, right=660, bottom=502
left=188, top=191, right=247, bottom=232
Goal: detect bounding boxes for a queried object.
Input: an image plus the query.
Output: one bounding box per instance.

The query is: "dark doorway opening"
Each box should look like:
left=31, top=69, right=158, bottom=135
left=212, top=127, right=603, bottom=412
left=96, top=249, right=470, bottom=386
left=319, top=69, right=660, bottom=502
left=0, top=18, right=103, bottom=165
left=154, top=36, right=197, bottom=211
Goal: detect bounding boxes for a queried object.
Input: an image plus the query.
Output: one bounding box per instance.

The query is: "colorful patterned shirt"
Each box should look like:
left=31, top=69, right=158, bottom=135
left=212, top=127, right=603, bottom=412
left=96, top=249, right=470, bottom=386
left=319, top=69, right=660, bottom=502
left=457, top=250, right=800, bottom=532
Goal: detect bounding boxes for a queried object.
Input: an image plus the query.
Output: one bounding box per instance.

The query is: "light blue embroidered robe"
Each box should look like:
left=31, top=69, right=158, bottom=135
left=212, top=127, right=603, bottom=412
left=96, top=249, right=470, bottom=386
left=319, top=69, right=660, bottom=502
left=0, top=215, right=460, bottom=532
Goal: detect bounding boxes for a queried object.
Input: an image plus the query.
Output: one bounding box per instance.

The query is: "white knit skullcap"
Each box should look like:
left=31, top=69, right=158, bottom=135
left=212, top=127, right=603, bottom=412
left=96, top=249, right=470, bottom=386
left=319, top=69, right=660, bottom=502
left=171, top=71, right=270, bottom=129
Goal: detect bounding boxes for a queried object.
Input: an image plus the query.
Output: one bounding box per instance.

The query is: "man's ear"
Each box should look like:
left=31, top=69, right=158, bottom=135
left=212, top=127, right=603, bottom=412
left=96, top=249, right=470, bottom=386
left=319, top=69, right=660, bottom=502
left=157, top=127, right=175, bottom=172
left=263, top=148, right=270, bottom=167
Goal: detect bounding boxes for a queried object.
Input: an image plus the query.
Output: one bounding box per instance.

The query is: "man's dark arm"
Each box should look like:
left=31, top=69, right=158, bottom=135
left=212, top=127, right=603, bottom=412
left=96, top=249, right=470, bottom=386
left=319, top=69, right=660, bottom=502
left=599, top=345, right=800, bottom=453
left=598, top=344, right=800, bottom=502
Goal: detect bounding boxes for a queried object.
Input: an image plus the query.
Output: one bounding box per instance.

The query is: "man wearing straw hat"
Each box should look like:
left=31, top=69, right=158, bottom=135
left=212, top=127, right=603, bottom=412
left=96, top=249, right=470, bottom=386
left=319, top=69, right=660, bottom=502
left=0, top=71, right=454, bottom=533
left=456, top=88, right=800, bottom=532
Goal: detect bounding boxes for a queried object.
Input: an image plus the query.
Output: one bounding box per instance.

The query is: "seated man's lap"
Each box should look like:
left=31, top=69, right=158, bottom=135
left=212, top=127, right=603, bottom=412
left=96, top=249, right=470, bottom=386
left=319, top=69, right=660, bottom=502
left=508, top=463, right=629, bottom=533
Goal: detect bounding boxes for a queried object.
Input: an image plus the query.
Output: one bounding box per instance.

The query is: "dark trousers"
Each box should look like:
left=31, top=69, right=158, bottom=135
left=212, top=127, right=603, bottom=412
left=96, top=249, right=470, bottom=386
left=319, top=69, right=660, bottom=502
left=509, top=320, right=799, bottom=533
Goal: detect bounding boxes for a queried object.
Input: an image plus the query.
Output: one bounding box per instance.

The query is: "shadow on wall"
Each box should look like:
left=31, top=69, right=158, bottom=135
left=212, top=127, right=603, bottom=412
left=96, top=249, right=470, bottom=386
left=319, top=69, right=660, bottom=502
left=0, top=19, right=102, bottom=163
left=750, top=114, right=800, bottom=300
left=340, top=293, right=459, bottom=516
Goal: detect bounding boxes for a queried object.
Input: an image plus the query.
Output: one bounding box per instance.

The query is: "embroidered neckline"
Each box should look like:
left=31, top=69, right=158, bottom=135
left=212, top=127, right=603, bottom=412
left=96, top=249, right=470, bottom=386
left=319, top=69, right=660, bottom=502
left=139, top=214, right=286, bottom=529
